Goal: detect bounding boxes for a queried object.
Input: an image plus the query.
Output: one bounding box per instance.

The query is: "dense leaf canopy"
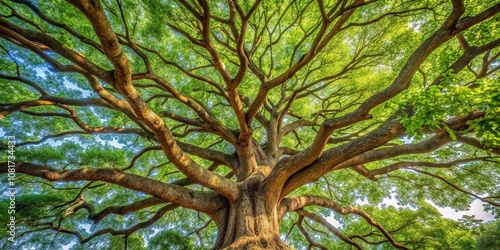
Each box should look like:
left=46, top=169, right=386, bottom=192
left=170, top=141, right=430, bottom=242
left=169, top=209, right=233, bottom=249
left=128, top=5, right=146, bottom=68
left=0, top=0, right=499, bottom=249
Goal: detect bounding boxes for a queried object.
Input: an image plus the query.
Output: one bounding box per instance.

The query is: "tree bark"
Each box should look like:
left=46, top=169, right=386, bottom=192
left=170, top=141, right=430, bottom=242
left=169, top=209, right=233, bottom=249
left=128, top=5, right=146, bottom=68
left=213, top=179, right=290, bottom=250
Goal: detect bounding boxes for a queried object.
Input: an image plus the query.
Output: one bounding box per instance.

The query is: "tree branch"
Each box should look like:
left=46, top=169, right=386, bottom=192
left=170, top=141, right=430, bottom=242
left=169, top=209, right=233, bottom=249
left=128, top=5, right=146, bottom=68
left=73, top=196, right=164, bottom=223
left=67, top=0, right=238, bottom=201
left=283, top=195, right=409, bottom=249
left=411, top=168, right=500, bottom=207
left=0, top=162, right=223, bottom=215
left=296, top=209, right=363, bottom=250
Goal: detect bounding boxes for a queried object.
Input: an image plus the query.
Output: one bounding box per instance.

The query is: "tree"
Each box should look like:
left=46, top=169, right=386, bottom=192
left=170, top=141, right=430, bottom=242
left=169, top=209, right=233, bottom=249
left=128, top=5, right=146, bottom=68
left=0, top=0, right=499, bottom=249
left=475, top=219, right=500, bottom=250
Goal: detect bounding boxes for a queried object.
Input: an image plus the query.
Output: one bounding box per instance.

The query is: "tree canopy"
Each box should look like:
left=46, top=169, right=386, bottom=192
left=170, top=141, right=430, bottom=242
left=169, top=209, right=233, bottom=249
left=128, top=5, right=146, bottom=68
left=0, top=0, right=499, bottom=249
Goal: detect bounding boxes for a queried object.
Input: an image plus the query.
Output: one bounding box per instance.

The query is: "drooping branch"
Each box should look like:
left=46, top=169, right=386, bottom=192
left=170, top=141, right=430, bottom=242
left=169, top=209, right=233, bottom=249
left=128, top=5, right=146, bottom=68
left=80, top=203, right=178, bottom=243
left=410, top=168, right=500, bottom=207
left=21, top=222, right=85, bottom=243
left=73, top=196, right=164, bottom=223
left=0, top=162, right=223, bottom=215
left=121, top=146, right=162, bottom=170
left=296, top=209, right=363, bottom=250
left=327, top=122, right=380, bottom=144
left=11, top=130, right=142, bottom=149
left=296, top=212, right=329, bottom=250
left=35, top=203, right=179, bottom=244
left=347, top=217, right=417, bottom=246
left=349, top=157, right=492, bottom=180
left=283, top=195, right=409, bottom=249
left=457, top=135, right=500, bottom=155
left=343, top=5, right=436, bottom=29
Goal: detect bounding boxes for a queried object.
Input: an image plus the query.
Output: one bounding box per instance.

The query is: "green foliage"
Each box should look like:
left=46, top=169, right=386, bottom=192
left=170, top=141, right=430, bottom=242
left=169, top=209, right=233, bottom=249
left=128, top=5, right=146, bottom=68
left=475, top=219, right=500, bottom=250
left=468, top=79, right=500, bottom=148
left=0, top=194, right=65, bottom=221
left=148, top=230, right=196, bottom=250
left=400, top=69, right=500, bottom=148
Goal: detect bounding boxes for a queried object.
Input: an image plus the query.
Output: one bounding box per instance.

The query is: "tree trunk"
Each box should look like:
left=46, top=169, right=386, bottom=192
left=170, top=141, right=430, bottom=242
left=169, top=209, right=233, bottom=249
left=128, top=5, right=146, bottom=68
left=212, top=179, right=290, bottom=250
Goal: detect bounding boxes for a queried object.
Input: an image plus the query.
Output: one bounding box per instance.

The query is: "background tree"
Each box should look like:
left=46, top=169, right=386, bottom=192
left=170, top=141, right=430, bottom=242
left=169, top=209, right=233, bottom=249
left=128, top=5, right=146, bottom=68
left=473, top=218, right=500, bottom=250
left=0, top=0, right=499, bottom=249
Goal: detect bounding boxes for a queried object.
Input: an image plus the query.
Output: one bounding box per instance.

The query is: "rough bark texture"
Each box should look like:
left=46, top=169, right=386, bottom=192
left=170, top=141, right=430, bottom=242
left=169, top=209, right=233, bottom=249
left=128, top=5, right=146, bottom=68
left=214, top=182, right=290, bottom=250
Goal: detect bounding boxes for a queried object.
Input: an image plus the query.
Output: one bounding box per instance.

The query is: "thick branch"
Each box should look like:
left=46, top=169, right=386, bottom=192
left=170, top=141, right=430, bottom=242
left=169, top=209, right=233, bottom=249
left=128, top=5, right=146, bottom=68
left=281, top=109, right=486, bottom=198
left=0, top=162, right=223, bottom=215
left=68, top=0, right=238, bottom=201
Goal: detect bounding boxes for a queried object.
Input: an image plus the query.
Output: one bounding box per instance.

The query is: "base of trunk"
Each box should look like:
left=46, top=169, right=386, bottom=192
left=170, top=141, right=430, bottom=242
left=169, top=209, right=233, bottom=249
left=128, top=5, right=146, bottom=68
left=222, top=236, right=290, bottom=250
left=214, top=178, right=291, bottom=249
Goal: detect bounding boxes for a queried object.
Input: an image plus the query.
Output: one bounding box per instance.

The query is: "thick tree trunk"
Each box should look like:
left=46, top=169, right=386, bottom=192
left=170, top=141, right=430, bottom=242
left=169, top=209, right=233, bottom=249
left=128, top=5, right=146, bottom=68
left=212, top=180, right=290, bottom=250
